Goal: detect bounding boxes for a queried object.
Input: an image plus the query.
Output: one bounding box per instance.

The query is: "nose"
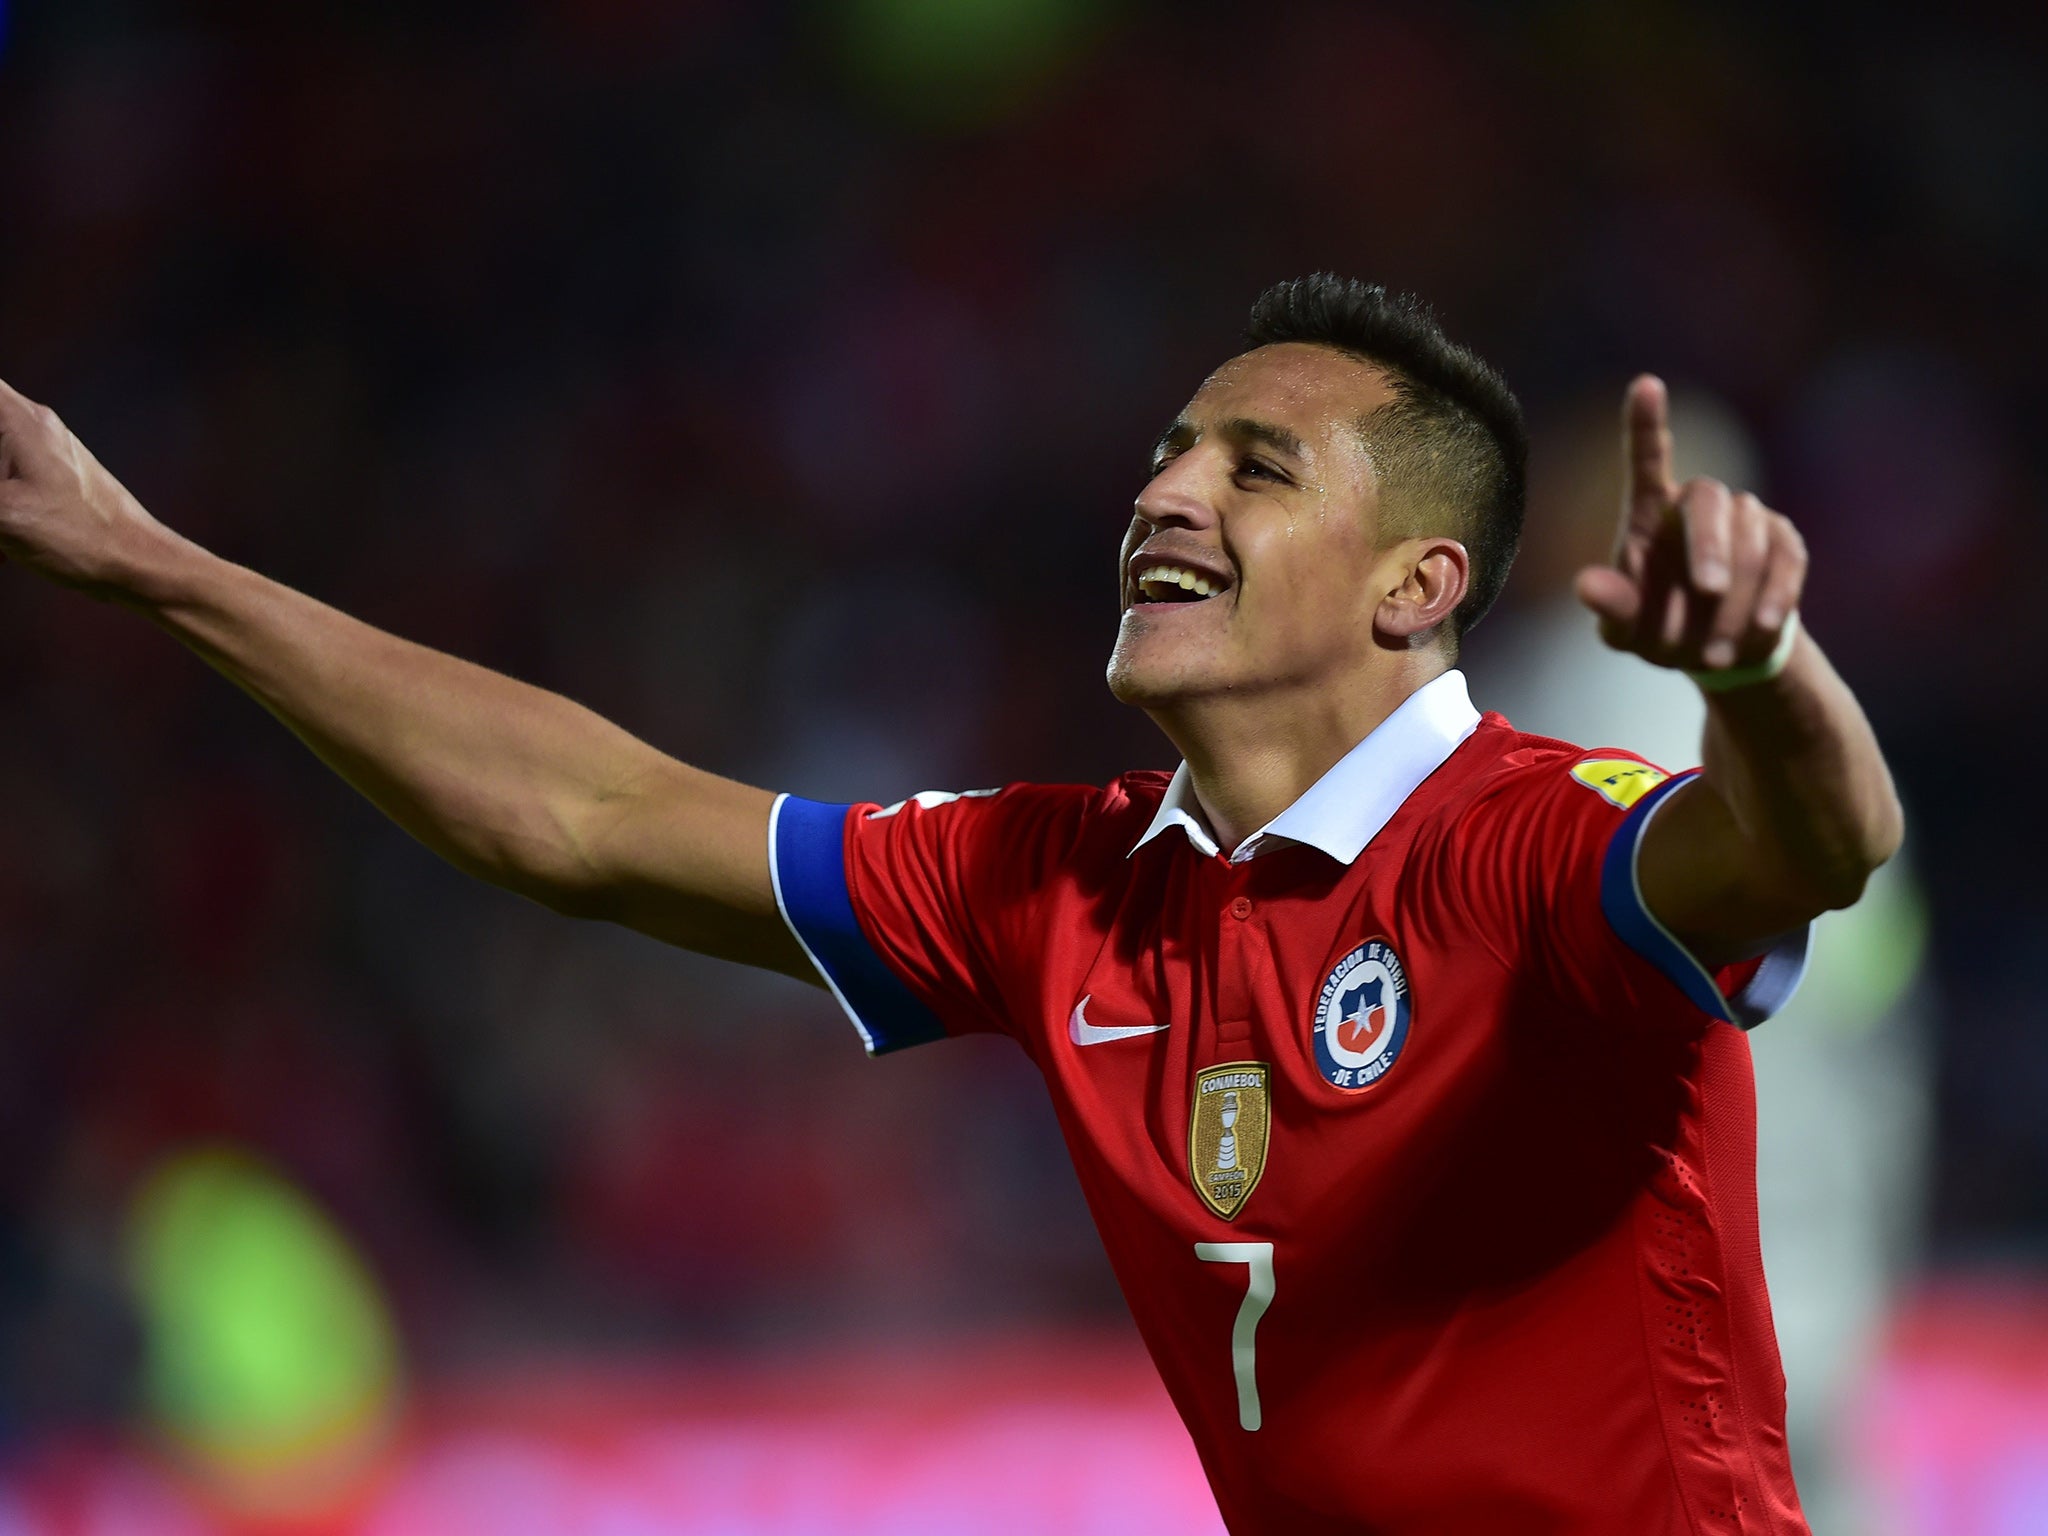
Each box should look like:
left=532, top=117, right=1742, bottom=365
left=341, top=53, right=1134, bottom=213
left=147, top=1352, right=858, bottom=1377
left=1134, top=449, right=1220, bottom=532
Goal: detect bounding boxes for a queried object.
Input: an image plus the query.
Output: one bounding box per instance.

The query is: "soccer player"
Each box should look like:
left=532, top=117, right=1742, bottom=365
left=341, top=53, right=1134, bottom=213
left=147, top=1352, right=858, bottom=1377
left=0, top=275, right=1900, bottom=1533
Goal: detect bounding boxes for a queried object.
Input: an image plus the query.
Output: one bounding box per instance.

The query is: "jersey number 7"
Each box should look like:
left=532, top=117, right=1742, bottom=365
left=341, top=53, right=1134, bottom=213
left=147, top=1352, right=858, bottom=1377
left=1194, top=1241, right=1275, bottom=1431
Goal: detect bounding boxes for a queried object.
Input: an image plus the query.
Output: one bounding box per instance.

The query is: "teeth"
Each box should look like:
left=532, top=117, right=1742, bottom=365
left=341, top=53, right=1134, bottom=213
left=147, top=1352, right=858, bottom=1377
left=1134, top=563, right=1222, bottom=601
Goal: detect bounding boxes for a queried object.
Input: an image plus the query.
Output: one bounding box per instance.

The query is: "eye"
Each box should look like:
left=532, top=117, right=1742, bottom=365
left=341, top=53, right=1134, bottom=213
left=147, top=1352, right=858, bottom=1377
left=1237, top=457, right=1286, bottom=484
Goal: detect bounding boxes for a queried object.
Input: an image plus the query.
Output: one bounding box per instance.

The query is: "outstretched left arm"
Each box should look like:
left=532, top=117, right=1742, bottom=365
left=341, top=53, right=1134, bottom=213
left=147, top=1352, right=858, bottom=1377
left=1576, top=376, right=1905, bottom=969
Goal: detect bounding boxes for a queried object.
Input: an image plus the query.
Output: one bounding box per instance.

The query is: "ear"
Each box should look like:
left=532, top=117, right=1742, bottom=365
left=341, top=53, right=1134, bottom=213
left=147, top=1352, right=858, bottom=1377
left=1373, top=537, right=1470, bottom=644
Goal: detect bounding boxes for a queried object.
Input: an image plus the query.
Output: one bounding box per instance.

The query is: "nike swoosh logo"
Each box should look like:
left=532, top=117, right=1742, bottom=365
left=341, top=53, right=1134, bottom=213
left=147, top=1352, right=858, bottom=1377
left=1069, top=995, right=1170, bottom=1046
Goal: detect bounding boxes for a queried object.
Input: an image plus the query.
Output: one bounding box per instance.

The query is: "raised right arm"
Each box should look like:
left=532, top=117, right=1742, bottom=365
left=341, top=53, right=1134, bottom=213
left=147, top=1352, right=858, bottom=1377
left=0, top=377, right=815, bottom=981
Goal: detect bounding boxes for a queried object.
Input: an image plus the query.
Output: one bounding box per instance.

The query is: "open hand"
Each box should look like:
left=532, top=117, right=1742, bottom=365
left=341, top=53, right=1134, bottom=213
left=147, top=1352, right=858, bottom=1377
left=0, top=376, right=176, bottom=597
left=1575, top=376, right=1805, bottom=674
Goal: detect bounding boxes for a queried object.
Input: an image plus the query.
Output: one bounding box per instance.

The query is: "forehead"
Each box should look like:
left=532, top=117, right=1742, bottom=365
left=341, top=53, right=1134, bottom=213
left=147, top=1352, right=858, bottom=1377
left=1185, top=342, right=1398, bottom=434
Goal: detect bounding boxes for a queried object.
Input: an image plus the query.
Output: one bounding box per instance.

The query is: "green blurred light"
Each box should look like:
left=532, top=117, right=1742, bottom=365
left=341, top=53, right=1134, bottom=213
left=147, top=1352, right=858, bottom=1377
left=835, top=0, right=1108, bottom=126
left=1799, top=855, right=1930, bottom=1035
left=126, top=1148, right=401, bottom=1471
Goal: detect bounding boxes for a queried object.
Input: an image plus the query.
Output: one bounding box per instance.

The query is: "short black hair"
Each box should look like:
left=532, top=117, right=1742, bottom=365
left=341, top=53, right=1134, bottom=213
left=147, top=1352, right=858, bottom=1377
left=1244, top=274, right=1527, bottom=641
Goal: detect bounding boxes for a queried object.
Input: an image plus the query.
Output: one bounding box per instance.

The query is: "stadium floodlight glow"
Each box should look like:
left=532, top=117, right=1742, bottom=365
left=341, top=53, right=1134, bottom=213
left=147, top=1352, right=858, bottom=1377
left=836, top=0, right=1105, bottom=126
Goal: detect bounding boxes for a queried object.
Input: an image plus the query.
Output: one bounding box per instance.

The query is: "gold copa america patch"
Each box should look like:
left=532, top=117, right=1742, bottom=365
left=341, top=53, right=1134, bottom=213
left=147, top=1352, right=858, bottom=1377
left=1189, top=1062, right=1271, bottom=1221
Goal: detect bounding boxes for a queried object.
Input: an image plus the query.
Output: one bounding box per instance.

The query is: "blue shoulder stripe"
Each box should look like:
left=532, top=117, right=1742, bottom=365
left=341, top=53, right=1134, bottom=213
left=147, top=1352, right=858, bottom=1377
left=1598, top=770, right=1739, bottom=1024
left=769, top=794, right=948, bottom=1056
left=1595, top=770, right=1811, bottom=1027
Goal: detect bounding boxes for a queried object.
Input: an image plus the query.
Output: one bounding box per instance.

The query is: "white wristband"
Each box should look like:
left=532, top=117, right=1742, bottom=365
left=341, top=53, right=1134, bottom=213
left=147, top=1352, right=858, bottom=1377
left=1687, top=612, right=1800, bottom=693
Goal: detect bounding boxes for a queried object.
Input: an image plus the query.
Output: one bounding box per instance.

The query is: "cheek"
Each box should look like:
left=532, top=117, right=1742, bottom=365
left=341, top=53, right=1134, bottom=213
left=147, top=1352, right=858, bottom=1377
left=1245, top=522, right=1379, bottom=618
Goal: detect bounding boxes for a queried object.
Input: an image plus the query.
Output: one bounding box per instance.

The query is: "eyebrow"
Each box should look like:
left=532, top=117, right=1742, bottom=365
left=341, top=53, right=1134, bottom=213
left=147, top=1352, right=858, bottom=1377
left=1149, top=415, right=1309, bottom=471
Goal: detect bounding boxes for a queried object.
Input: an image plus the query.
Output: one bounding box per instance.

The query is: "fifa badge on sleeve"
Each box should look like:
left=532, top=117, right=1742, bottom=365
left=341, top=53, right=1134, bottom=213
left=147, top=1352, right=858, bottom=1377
left=1569, top=758, right=1668, bottom=809
left=1189, top=1062, right=1271, bottom=1220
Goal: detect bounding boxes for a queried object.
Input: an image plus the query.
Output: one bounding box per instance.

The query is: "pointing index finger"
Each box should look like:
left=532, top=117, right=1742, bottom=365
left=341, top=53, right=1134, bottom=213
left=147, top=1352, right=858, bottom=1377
left=1621, top=374, right=1676, bottom=546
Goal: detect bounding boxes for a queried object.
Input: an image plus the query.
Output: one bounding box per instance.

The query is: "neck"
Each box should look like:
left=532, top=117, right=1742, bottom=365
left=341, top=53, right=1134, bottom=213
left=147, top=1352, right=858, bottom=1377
left=1151, top=656, right=1452, bottom=854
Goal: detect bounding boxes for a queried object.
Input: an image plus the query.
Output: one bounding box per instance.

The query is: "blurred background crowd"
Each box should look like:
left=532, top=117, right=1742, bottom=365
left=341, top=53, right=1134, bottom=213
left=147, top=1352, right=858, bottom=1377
left=0, top=0, right=2042, bottom=1530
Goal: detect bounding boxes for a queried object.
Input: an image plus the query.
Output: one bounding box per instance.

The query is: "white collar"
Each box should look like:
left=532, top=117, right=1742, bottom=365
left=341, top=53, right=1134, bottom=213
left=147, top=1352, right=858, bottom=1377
left=1129, top=670, right=1482, bottom=865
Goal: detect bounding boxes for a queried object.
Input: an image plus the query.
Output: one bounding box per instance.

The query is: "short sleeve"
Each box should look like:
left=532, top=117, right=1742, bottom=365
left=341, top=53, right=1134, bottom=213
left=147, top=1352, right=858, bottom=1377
left=769, top=783, right=1093, bottom=1056
left=1451, top=753, right=1809, bottom=1036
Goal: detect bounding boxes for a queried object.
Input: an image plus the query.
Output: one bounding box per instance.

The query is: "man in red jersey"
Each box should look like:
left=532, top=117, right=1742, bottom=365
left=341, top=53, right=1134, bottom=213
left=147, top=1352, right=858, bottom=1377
left=0, top=275, right=1899, bottom=1533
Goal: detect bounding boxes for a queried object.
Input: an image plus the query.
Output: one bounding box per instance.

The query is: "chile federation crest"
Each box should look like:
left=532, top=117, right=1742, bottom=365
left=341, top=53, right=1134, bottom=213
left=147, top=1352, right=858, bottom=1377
left=1312, top=938, right=1412, bottom=1091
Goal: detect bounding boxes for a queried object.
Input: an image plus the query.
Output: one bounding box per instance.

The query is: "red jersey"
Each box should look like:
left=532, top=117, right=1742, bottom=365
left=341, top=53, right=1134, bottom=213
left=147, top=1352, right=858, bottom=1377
left=770, top=672, right=1812, bottom=1535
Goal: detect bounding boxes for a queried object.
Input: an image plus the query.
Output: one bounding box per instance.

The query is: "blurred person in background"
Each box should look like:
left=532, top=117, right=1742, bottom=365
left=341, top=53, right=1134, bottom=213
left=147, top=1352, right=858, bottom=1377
left=0, top=271, right=1903, bottom=1534
left=1476, top=389, right=1933, bottom=1534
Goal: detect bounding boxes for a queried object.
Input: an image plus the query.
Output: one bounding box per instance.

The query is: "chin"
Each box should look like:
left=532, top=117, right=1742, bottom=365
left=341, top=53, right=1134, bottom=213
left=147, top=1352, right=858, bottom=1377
left=1106, top=631, right=1222, bottom=709
left=1105, top=659, right=1163, bottom=707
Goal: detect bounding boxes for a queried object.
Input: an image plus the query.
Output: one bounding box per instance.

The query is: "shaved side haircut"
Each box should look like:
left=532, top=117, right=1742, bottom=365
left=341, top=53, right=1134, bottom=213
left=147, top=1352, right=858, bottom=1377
left=1245, top=275, right=1528, bottom=643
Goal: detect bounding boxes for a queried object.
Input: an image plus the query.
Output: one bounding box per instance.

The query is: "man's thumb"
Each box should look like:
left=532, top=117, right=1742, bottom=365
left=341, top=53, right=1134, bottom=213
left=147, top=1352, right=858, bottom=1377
left=1575, top=565, right=1640, bottom=635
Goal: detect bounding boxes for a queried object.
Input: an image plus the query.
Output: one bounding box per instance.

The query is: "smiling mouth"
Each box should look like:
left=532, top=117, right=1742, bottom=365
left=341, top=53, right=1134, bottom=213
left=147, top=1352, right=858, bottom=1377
left=1129, top=560, right=1232, bottom=606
